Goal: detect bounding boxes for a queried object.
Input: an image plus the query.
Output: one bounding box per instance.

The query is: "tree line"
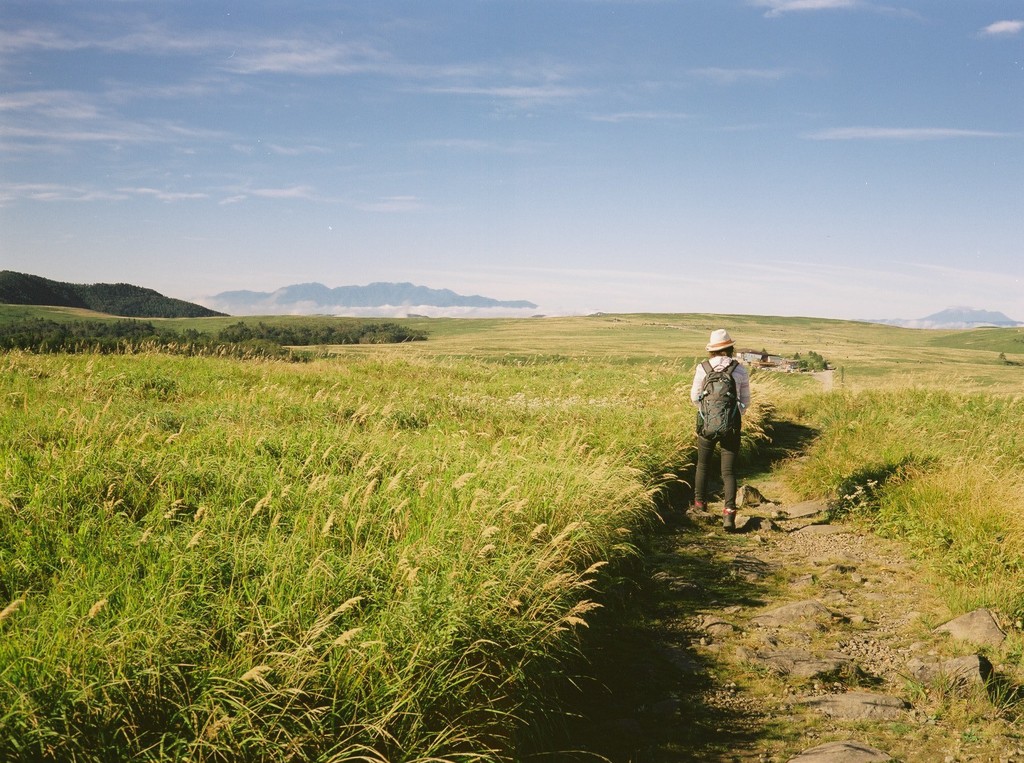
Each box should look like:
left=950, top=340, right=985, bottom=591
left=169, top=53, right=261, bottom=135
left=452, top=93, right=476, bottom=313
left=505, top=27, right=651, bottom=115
left=793, top=350, right=829, bottom=371
left=0, top=318, right=426, bottom=358
left=215, top=320, right=425, bottom=346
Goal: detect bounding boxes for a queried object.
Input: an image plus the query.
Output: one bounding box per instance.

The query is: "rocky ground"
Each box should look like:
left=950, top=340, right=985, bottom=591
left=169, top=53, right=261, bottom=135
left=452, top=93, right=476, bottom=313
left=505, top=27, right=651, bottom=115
left=559, top=481, right=1024, bottom=763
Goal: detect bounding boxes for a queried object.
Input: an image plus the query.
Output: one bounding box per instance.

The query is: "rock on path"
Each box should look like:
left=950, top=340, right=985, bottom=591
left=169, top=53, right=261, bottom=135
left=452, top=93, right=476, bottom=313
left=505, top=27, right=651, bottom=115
left=935, top=608, right=1006, bottom=647
left=787, top=740, right=892, bottom=763
left=798, top=691, right=908, bottom=721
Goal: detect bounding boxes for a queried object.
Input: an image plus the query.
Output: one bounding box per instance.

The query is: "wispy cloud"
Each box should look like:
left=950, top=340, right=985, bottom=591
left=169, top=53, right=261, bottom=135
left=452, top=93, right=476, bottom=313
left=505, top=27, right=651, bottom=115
left=0, top=24, right=229, bottom=58
left=217, top=186, right=323, bottom=205
left=418, top=83, right=590, bottom=106
left=416, top=138, right=544, bottom=154
left=249, top=186, right=319, bottom=200
left=805, top=126, right=1017, bottom=140
left=980, top=20, right=1024, bottom=37
left=0, top=20, right=390, bottom=79
left=752, top=0, right=859, bottom=17
left=689, top=67, right=791, bottom=84
left=103, top=77, right=246, bottom=104
left=217, top=34, right=589, bottom=115
left=1, top=181, right=223, bottom=205
left=0, top=27, right=96, bottom=54
left=1, top=123, right=158, bottom=145
left=588, top=110, right=690, bottom=123
left=0, top=90, right=102, bottom=120
left=1, top=120, right=230, bottom=151
left=119, top=187, right=209, bottom=202
left=752, top=0, right=920, bottom=20
left=0, top=88, right=232, bottom=153
left=0, top=182, right=127, bottom=203
left=354, top=196, right=425, bottom=213
left=222, top=40, right=390, bottom=76
left=266, top=143, right=331, bottom=157
left=2, top=15, right=587, bottom=122
left=248, top=41, right=546, bottom=83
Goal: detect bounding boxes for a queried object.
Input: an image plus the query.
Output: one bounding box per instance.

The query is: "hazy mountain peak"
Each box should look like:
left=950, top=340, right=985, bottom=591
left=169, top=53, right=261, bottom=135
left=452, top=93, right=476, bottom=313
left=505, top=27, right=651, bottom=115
left=920, top=307, right=1018, bottom=325
left=208, top=281, right=539, bottom=317
left=867, top=306, right=1022, bottom=329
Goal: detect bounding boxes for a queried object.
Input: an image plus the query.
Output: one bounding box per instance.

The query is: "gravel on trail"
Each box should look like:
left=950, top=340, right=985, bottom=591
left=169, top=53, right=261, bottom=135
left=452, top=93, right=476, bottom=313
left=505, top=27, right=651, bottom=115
left=561, top=490, right=1024, bottom=763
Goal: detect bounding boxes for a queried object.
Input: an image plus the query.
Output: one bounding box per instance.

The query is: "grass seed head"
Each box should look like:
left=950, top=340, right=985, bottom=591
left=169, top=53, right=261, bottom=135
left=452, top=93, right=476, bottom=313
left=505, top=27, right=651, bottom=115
left=361, top=478, right=379, bottom=506
left=250, top=490, right=272, bottom=518
left=240, top=664, right=273, bottom=684
left=0, top=598, right=25, bottom=623
left=338, top=596, right=364, bottom=613
left=333, top=627, right=364, bottom=647
left=88, top=598, right=108, bottom=619
left=322, top=511, right=336, bottom=536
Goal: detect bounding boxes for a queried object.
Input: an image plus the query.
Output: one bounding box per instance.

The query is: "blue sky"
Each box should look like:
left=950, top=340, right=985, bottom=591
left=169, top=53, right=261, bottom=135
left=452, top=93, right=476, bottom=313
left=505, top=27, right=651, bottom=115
left=1, top=1, right=1022, bottom=319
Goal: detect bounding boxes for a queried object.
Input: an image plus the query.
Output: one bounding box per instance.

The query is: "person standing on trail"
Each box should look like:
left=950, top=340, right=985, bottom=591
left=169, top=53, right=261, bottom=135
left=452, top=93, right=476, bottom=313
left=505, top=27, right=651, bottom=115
left=690, top=329, right=751, bottom=531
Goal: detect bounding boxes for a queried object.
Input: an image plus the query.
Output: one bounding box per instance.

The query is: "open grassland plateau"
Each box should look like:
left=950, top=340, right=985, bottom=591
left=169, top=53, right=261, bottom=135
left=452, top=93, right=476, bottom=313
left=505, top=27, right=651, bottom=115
left=0, top=344, right=767, bottom=762
left=322, top=312, right=1024, bottom=390
left=1, top=310, right=1023, bottom=761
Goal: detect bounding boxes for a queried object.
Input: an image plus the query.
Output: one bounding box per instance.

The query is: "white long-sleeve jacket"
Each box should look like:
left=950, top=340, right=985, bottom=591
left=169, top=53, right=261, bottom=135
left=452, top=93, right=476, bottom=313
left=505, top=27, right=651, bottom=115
left=690, top=356, right=751, bottom=414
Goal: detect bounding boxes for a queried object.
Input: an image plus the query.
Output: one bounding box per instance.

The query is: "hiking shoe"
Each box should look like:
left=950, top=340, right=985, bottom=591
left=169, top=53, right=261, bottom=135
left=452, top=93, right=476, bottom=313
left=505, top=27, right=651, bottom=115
left=722, top=509, right=737, bottom=531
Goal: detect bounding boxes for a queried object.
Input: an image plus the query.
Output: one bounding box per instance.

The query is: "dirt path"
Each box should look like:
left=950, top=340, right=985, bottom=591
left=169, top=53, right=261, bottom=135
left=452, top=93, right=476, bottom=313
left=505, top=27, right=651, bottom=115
left=811, top=370, right=835, bottom=391
left=558, top=478, right=1023, bottom=762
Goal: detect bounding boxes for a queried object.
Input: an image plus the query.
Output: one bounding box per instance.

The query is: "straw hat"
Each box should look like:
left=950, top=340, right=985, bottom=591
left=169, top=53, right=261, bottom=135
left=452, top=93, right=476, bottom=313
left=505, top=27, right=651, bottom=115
left=705, top=329, right=734, bottom=352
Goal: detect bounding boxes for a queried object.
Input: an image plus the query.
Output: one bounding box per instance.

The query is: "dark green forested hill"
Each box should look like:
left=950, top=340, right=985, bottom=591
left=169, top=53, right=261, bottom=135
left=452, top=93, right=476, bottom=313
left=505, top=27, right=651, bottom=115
left=0, top=271, right=226, bottom=318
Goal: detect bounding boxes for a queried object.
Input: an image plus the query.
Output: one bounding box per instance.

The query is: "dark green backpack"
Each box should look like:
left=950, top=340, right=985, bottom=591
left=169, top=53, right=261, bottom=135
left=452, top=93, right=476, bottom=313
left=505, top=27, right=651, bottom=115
left=696, top=359, right=740, bottom=440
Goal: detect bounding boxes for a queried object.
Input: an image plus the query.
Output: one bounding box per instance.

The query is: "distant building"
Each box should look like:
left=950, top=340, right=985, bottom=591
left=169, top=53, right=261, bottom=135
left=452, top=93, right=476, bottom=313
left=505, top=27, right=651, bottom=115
left=737, top=348, right=800, bottom=373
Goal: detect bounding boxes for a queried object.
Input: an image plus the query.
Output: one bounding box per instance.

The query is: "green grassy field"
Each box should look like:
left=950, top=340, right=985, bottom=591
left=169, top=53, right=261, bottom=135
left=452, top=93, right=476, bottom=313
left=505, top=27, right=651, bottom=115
left=0, top=342, right=717, bottom=761
left=5, top=304, right=1022, bottom=385
left=337, top=312, right=1024, bottom=396
left=1, top=306, right=1023, bottom=761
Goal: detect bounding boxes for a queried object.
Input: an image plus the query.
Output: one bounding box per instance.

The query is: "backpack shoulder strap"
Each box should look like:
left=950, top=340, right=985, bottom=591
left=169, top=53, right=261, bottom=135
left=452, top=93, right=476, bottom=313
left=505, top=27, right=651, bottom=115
left=725, top=359, right=738, bottom=374
left=701, top=359, right=713, bottom=375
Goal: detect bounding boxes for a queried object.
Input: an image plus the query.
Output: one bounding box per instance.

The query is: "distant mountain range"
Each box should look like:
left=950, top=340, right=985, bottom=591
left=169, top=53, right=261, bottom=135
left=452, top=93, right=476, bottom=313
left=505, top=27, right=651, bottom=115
left=0, top=271, right=225, bottom=319
left=867, top=307, right=1022, bottom=330
left=9, top=272, right=1013, bottom=329
left=205, top=282, right=539, bottom=317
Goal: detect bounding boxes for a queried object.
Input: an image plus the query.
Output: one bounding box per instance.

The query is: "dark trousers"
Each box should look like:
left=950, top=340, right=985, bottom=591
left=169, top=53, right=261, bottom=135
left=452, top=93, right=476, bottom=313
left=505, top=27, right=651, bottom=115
left=695, top=429, right=740, bottom=510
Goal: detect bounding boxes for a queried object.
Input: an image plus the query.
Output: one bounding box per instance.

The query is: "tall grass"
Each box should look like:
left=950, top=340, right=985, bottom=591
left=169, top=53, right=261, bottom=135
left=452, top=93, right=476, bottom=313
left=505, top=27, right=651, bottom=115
left=783, top=385, right=1024, bottom=618
left=12, top=311, right=1018, bottom=757
left=0, top=350, right=751, bottom=761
